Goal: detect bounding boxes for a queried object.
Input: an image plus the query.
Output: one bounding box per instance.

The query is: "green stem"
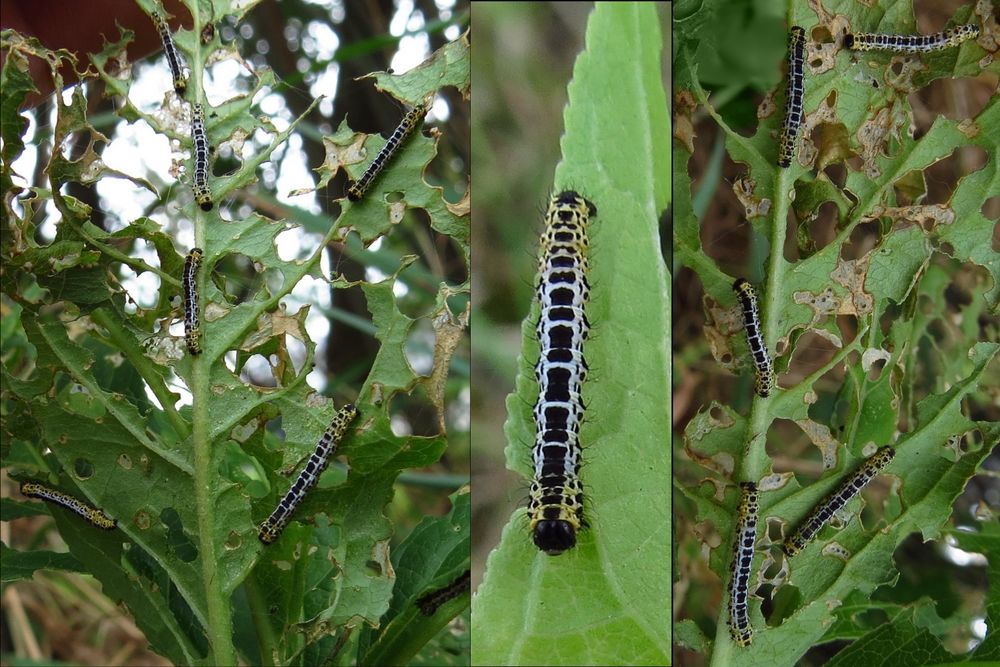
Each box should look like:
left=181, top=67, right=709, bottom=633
left=740, top=165, right=792, bottom=483
left=188, top=4, right=235, bottom=664
left=396, top=471, right=469, bottom=489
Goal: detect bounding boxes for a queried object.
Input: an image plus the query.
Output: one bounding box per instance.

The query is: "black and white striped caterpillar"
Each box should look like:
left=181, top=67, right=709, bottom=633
left=528, top=190, right=596, bottom=556
left=258, top=403, right=359, bottom=545
left=729, top=481, right=758, bottom=647
left=151, top=11, right=187, bottom=97
left=20, top=481, right=117, bottom=530
left=733, top=278, right=775, bottom=398
left=346, top=101, right=428, bottom=202
left=778, top=26, right=806, bottom=168
left=191, top=103, right=212, bottom=211
left=845, top=24, right=979, bottom=53
left=416, top=569, right=471, bottom=616
left=783, top=446, right=895, bottom=557
left=183, top=248, right=203, bottom=355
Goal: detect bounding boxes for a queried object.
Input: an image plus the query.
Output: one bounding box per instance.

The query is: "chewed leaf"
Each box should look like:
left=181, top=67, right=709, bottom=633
left=674, top=1, right=998, bottom=663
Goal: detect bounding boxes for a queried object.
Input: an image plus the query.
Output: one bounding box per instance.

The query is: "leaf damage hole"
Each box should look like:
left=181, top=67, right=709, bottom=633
left=795, top=419, right=841, bottom=470
left=74, top=458, right=95, bottom=479
left=160, top=507, right=199, bottom=562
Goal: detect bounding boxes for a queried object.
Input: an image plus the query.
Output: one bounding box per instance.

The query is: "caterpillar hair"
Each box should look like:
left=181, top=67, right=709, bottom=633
left=151, top=11, right=187, bottom=96
left=845, top=24, right=979, bottom=53
left=733, top=278, right=775, bottom=398
left=416, top=570, right=471, bottom=616
left=778, top=26, right=806, bottom=168
left=529, top=190, right=596, bottom=555
left=729, top=482, right=759, bottom=647
left=191, top=103, right=212, bottom=211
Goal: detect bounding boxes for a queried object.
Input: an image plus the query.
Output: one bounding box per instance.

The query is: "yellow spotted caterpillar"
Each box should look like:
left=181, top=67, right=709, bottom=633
left=783, top=446, right=896, bottom=557
left=191, top=104, right=212, bottom=211
left=151, top=11, right=187, bottom=97
left=729, top=482, right=758, bottom=647
left=183, top=248, right=203, bottom=355
left=845, top=24, right=979, bottom=53
left=20, top=481, right=116, bottom=530
left=416, top=569, right=471, bottom=616
left=733, top=278, right=775, bottom=398
left=346, top=101, right=428, bottom=202
left=778, top=26, right=806, bottom=168
left=258, top=404, right=359, bottom=545
left=528, top=190, right=596, bottom=556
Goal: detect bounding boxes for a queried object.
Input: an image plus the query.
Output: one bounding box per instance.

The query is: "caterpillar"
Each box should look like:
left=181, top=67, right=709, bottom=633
left=416, top=569, right=471, bottom=616
left=346, top=101, right=428, bottom=202
left=729, top=482, right=758, bottom=647
left=528, top=190, right=596, bottom=556
left=845, top=24, right=979, bottom=53
left=778, top=26, right=806, bottom=168
left=733, top=278, right=775, bottom=398
left=191, top=103, right=212, bottom=211
left=20, top=481, right=117, bottom=530
left=151, top=11, right=187, bottom=97
left=183, top=248, right=203, bottom=355
left=783, top=446, right=896, bottom=557
left=258, top=403, right=359, bottom=545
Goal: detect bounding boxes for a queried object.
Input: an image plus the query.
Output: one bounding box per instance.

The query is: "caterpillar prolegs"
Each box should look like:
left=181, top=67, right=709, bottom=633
left=778, top=26, right=806, bottom=168
left=416, top=570, right=471, bottom=616
left=191, top=104, right=212, bottom=211
left=151, top=11, right=187, bottom=96
left=183, top=248, right=203, bottom=355
left=346, top=101, right=428, bottom=202
left=528, top=190, right=596, bottom=556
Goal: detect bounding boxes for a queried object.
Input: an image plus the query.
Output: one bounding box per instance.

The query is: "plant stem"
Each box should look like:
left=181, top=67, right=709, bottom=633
left=244, top=574, right=277, bottom=667
left=188, top=3, right=236, bottom=663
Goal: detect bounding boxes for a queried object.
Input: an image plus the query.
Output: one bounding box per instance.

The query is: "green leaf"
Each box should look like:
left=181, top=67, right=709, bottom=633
left=359, top=488, right=470, bottom=666
left=825, top=520, right=1000, bottom=666
left=473, top=4, right=671, bottom=666
left=0, top=542, right=85, bottom=580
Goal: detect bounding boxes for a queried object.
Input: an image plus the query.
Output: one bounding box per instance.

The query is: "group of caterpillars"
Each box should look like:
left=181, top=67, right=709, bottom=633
left=20, top=403, right=360, bottom=544
left=18, top=9, right=441, bottom=613
left=18, top=403, right=466, bottom=619
left=155, top=11, right=428, bottom=358
left=777, top=22, right=979, bottom=169
left=726, top=17, right=978, bottom=648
